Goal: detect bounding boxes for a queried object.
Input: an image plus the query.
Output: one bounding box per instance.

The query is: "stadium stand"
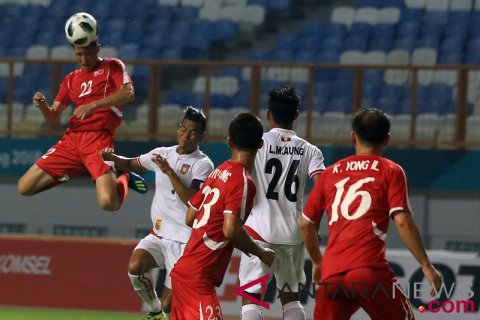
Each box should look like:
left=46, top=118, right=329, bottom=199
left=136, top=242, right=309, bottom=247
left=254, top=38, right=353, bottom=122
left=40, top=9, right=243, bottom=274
left=1, top=0, right=480, bottom=144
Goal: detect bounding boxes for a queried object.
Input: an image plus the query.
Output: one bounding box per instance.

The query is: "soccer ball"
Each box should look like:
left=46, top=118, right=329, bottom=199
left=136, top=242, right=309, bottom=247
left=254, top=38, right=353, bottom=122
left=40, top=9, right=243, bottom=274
left=64, top=12, right=98, bottom=47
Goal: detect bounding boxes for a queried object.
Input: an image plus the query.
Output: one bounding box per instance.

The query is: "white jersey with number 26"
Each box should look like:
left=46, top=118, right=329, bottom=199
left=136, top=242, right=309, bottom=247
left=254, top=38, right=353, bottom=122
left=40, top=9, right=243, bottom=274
left=245, top=128, right=325, bottom=245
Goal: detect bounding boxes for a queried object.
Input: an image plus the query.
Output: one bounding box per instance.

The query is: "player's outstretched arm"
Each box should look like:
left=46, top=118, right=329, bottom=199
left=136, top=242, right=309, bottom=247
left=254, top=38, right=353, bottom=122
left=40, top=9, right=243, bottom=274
left=32, top=92, right=64, bottom=124
left=100, top=148, right=141, bottom=173
left=394, top=211, right=443, bottom=296
left=300, top=217, right=323, bottom=284
left=223, top=214, right=275, bottom=267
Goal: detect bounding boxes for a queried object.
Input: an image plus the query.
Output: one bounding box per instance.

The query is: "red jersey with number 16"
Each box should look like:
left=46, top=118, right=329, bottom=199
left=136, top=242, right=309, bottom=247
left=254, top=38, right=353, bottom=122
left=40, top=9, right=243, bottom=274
left=54, top=58, right=131, bottom=135
left=303, top=154, right=412, bottom=280
left=171, top=160, right=256, bottom=288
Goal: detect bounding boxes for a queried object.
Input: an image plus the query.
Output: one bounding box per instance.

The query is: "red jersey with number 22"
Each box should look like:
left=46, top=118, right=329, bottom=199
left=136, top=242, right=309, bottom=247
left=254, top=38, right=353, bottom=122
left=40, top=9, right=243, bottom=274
left=55, top=58, right=131, bottom=135
left=303, top=154, right=412, bottom=280
left=171, top=160, right=256, bottom=288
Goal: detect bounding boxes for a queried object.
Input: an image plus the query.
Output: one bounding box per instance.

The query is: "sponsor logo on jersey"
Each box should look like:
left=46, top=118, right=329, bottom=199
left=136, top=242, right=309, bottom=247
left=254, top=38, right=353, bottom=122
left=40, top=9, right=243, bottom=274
left=94, top=69, right=104, bottom=77
left=280, top=136, right=291, bottom=142
left=180, top=164, right=191, bottom=175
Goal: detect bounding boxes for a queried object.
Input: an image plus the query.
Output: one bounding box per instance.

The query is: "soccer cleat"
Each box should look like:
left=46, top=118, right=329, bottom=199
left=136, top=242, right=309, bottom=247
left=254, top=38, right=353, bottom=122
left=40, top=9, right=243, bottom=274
left=144, top=311, right=166, bottom=320
left=128, top=172, right=148, bottom=194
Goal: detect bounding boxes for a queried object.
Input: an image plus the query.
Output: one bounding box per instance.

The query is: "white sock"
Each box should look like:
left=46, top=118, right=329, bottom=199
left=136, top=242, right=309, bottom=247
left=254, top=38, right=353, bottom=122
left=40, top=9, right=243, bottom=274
left=128, top=272, right=162, bottom=313
left=283, top=301, right=305, bottom=320
left=163, top=311, right=171, bottom=320
left=241, top=304, right=263, bottom=320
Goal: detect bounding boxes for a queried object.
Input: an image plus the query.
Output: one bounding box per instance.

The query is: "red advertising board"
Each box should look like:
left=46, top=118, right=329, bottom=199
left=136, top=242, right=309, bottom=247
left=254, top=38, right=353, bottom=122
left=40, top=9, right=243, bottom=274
left=0, top=235, right=142, bottom=312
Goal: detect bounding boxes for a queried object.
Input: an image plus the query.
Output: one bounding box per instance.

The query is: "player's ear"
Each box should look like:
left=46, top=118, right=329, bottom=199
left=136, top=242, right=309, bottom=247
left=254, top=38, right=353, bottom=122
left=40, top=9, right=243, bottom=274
left=384, top=133, right=391, bottom=146
left=351, top=131, right=356, bottom=144
left=227, top=136, right=233, bottom=149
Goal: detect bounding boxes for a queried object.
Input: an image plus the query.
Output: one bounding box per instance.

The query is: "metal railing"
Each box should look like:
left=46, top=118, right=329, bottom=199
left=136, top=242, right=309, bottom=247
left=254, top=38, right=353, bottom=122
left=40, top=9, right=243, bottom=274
left=1, top=57, right=479, bottom=148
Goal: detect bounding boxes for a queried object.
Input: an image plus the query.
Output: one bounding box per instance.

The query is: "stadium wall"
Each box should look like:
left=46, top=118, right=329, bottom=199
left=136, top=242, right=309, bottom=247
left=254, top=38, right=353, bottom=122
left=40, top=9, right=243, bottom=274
left=0, top=235, right=479, bottom=319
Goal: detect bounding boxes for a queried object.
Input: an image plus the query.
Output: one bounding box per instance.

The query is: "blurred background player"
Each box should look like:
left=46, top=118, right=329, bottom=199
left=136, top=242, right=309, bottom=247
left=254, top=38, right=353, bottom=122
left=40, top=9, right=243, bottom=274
left=101, top=106, right=214, bottom=320
left=170, top=113, right=275, bottom=320
left=301, top=108, right=442, bottom=320
left=239, top=86, right=325, bottom=320
left=17, top=12, right=146, bottom=211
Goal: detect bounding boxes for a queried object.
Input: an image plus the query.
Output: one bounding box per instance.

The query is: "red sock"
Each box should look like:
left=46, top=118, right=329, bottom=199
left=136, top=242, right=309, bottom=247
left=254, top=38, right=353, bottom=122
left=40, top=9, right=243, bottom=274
left=116, top=173, right=129, bottom=206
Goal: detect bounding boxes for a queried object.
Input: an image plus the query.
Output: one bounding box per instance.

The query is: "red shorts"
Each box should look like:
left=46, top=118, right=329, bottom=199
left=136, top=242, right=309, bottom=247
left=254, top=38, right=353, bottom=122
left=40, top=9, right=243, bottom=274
left=171, top=277, right=223, bottom=320
left=314, top=267, right=415, bottom=320
left=36, top=130, right=114, bottom=182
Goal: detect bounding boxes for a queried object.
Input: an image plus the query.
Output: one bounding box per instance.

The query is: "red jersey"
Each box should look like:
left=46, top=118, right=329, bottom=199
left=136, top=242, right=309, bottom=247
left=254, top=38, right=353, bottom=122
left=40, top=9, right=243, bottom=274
left=171, top=160, right=256, bottom=288
left=55, top=58, right=131, bottom=135
left=303, top=154, right=412, bottom=280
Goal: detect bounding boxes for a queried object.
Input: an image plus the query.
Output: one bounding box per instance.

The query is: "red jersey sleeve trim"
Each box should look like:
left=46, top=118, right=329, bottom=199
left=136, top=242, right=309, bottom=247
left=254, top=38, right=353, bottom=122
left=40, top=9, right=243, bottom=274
left=302, top=213, right=316, bottom=224
left=188, top=200, right=200, bottom=212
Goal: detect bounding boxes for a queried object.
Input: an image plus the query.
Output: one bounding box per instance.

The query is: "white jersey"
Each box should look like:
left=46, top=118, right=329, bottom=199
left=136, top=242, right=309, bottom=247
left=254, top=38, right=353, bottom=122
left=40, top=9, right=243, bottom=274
left=138, top=145, right=214, bottom=243
left=245, top=128, right=325, bottom=245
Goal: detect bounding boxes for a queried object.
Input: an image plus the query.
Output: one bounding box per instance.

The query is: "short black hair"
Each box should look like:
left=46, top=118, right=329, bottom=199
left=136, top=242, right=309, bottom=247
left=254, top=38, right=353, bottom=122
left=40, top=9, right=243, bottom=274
left=228, top=113, right=263, bottom=150
left=352, top=108, right=390, bottom=145
left=182, top=106, right=207, bottom=132
left=267, top=86, right=300, bottom=126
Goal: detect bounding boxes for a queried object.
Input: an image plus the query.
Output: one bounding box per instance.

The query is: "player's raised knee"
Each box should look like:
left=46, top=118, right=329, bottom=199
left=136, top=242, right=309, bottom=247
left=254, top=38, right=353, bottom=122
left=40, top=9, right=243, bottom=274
left=17, top=179, right=36, bottom=196
left=97, top=196, right=121, bottom=211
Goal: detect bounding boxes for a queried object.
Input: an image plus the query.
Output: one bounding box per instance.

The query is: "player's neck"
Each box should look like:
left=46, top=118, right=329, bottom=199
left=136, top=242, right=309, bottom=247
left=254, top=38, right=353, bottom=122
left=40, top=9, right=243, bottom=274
left=176, top=145, right=196, bottom=155
left=355, top=146, right=383, bottom=156
left=230, top=151, right=255, bottom=171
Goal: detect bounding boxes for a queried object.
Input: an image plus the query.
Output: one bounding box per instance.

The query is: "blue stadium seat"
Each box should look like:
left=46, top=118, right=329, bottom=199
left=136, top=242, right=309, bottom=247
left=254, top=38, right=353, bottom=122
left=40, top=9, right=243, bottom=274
left=293, top=50, right=316, bottom=62
left=375, top=96, right=398, bottom=114
left=299, top=20, right=329, bottom=37
left=270, top=49, right=293, bottom=61
left=247, top=48, right=270, bottom=61
left=369, top=37, right=393, bottom=51
left=372, top=23, right=395, bottom=39
left=266, top=0, right=291, bottom=12
left=160, top=48, right=183, bottom=60
left=276, top=35, right=298, bottom=51
left=397, top=21, right=420, bottom=38
left=438, top=52, right=463, bottom=64
left=440, top=37, right=464, bottom=54
left=393, top=37, right=416, bottom=51
left=350, top=22, right=372, bottom=39
left=174, top=6, right=199, bottom=20
left=118, top=43, right=139, bottom=60
left=325, top=96, right=352, bottom=113
left=320, top=37, right=344, bottom=53
left=209, top=94, right=234, bottom=109
left=363, top=82, right=381, bottom=101
left=211, top=20, right=238, bottom=41
left=343, top=35, right=368, bottom=51
left=296, top=35, right=322, bottom=52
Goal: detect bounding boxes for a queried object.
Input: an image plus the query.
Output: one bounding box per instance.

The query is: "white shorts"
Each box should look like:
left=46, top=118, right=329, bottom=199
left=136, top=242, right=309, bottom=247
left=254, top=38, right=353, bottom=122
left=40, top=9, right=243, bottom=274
left=134, top=234, right=186, bottom=289
left=239, top=241, right=306, bottom=293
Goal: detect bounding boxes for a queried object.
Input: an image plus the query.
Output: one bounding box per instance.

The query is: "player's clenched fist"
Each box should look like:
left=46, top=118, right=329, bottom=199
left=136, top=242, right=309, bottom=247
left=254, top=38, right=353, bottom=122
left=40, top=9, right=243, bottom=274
left=100, top=148, right=115, bottom=161
left=32, top=92, right=46, bottom=108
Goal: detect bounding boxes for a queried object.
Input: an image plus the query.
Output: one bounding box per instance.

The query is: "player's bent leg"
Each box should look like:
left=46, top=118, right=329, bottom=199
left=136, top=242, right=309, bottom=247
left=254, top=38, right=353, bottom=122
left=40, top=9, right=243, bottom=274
left=17, top=164, right=57, bottom=196
left=128, top=249, right=162, bottom=314
left=95, top=171, right=122, bottom=211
